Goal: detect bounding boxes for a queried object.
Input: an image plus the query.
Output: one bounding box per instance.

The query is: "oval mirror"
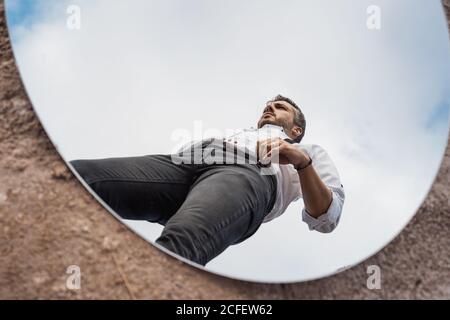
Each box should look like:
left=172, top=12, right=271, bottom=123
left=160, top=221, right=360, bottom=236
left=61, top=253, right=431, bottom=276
left=5, top=0, right=450, bottom=283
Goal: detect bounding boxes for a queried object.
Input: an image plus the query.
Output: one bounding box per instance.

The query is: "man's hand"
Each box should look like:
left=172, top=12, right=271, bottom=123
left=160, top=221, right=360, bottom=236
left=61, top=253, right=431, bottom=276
left=258, top=138, right=333, bottom=219
left=257, top=138, right=310, bottom=168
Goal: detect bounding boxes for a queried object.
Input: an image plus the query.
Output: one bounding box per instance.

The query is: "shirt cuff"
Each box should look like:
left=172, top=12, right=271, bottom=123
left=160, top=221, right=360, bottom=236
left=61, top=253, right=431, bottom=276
left=301, top=189, right=343, bottom=233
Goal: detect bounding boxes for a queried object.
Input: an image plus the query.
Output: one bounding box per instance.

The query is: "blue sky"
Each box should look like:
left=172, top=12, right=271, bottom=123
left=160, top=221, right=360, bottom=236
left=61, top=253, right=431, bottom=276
left=5, top=0, right=450, bottom=283
left=6, top=0, right=40, bottom=28
left=7, top=0, right=448, bottom=134
left=426, top=100, right=450, bottom=132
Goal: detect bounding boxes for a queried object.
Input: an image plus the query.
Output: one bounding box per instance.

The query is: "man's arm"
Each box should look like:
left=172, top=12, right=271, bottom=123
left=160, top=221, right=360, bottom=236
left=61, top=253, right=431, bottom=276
left=258, top=139, right=344, bottom=232
left=296, top=161, right=333, bottom=218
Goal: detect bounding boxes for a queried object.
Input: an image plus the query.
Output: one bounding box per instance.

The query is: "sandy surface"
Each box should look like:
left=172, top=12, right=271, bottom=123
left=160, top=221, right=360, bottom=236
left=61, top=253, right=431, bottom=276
left=0, top=1, right=449, bottom=299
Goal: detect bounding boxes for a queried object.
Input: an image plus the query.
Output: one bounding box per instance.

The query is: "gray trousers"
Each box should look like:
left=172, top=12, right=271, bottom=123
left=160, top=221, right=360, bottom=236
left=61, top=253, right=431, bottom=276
left=70, top=142, right=276, bottom=266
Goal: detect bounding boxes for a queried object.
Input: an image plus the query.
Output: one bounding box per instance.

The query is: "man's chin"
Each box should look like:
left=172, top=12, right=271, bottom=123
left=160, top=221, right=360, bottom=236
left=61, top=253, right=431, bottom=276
left=258, top=119, right=278, bottom=128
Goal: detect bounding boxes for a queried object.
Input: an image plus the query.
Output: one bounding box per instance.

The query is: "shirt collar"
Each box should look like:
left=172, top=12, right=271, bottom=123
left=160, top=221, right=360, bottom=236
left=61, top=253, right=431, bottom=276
left=259, top=123, right=285, bottom=132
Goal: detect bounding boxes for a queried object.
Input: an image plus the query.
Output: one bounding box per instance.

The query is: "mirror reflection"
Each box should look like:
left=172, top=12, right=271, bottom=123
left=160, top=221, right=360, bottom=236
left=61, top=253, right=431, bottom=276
left=6, top=0, right=450, bottom=282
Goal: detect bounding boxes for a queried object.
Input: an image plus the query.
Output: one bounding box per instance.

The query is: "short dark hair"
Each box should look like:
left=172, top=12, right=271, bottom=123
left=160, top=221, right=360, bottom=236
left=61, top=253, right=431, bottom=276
left=269, top=94, right=306, bottom=143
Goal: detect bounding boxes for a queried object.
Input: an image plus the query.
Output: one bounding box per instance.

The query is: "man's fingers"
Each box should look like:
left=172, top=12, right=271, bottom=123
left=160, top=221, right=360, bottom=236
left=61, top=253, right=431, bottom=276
left=263, top=146, right=281, bottom=163
left=258, top=138, right=284, bottom=164
left=258, top=141, right=272, bottom=165
left=259, top=141, right=269, bottom=159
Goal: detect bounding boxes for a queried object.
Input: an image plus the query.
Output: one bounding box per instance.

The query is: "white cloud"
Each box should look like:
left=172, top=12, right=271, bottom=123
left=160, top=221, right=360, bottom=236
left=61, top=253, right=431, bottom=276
left=7, top=0, right=450, bottom=282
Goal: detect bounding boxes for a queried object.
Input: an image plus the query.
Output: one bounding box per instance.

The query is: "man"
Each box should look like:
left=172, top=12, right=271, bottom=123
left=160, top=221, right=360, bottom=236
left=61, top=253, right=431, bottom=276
left=70, top=95, right=345, bottom=266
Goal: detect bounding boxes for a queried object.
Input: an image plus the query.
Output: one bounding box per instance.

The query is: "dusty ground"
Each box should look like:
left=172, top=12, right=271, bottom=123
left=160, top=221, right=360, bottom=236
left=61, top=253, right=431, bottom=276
left=0, top=1, right=449, bottom=299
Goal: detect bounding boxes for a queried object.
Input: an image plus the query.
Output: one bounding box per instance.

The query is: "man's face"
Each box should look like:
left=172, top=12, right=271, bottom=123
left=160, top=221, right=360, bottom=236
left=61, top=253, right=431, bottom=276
left=257, top=100, right=295, bottom=129
left=257, top=100, right=302, bottom=140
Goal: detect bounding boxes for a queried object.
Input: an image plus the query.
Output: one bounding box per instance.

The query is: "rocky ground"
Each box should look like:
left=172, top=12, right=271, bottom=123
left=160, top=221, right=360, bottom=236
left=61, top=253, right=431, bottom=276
left=0, top=1, right=449, bottom=299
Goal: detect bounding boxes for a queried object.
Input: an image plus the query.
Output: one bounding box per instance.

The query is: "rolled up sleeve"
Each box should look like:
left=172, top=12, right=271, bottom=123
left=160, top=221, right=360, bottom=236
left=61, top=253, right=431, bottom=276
left=298, top=144, right=345, bottom=233
left=302, top=185, right=345, bottom=233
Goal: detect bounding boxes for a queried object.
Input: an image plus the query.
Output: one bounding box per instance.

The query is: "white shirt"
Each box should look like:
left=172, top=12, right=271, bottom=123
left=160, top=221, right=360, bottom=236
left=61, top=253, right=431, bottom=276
left=177, top=124, right=345, bottom=233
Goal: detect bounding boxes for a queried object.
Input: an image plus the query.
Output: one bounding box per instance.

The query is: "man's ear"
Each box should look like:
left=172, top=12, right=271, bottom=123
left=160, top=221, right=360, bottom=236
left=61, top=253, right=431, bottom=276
left=291, top=126, right=302, bottom=140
